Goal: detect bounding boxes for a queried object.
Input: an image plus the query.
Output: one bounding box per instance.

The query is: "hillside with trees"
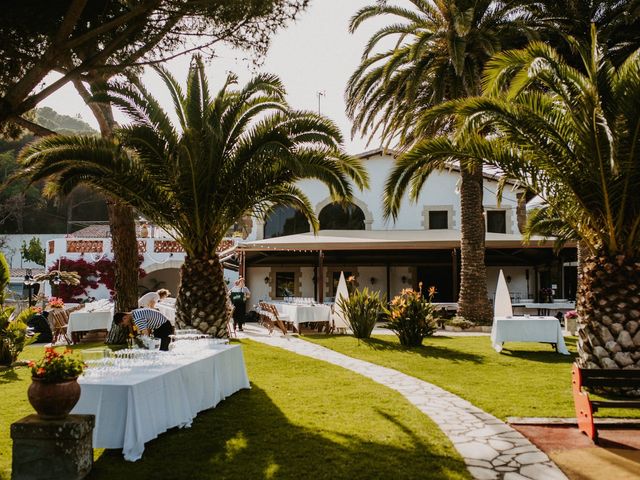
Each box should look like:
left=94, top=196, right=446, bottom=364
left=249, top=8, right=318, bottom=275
left=0, top=108, right=108, bottom=233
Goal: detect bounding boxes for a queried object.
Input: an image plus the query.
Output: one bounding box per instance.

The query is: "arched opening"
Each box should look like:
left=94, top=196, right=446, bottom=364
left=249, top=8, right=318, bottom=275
left=319, top=202, right=366, bottom=230
left=263, top=206, right=310, bottom=239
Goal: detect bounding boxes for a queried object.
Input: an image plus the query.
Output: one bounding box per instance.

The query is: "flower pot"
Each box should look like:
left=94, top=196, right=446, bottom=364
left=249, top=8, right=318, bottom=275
left=27, top=377, right=81, bottom=420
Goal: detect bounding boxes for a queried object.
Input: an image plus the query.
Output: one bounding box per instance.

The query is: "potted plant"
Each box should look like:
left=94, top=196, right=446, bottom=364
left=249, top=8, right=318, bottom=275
left=564, top=310, right=579, bottom=336
left=27, top=347, right=86, bottom=420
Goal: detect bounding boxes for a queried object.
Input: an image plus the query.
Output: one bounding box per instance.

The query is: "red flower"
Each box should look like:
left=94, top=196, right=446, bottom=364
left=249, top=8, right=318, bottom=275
left=27, top=361, right=35, bottom=368
left=36, top=368, right=45, bottom=376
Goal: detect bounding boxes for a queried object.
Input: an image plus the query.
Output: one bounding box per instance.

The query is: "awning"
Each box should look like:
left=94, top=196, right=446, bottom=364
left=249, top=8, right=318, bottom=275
left=238, top=229, right=568, bottom=252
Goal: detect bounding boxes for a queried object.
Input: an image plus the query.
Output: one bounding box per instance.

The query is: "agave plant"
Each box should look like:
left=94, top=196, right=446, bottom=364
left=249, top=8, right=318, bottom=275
left=400, top=29, right=640, bottom=368
left=16, top=57, right=368, bottom=337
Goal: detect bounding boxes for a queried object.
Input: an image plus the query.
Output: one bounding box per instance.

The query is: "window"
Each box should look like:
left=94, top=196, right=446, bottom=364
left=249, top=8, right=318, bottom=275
left=275, top=272, right=296, bottom=298
left=319, top=202, right=365, bottom=230
left=487, top=210, right=507, bottom=233
left=264, top=206, right=310, bottom=239
left=428, top=211, right=448, bottom=230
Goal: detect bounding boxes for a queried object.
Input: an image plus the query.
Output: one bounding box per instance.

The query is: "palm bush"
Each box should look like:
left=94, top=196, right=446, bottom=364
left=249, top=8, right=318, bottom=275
left=16, top=57, right=368, bottom=337
left=337, top=288, right=386, bottom=339
left=386, top=289, right=438, bottom=347
left=402, top=29, right=640, bottom=368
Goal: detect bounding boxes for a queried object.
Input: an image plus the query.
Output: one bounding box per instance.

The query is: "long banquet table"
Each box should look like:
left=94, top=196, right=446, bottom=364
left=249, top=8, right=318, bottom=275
left=72, top=345, right=250, bottom=461
left=491, top=316, right=570, bottom=355
left=271, top=303, right=332, bottom=328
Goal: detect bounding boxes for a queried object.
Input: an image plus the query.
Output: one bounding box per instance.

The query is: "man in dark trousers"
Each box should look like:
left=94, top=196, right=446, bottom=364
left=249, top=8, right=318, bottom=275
left=113, top=307, right=174, bottom=351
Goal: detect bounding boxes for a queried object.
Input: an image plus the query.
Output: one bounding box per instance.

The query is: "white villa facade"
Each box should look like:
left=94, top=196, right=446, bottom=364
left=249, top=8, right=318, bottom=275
left=34, top=148, right=575, bottom=310
left=238, top=149, right=577, bottom=306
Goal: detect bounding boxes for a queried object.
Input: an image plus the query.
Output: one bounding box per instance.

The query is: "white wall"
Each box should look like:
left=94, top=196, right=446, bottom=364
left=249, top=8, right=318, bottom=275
left=246, top=267, right=271, bottom=303
left=245, top=152, right=523, bottom=240
left=486, top=266, right=531, bottom=302
left=1, top=234, right=60, bottom=269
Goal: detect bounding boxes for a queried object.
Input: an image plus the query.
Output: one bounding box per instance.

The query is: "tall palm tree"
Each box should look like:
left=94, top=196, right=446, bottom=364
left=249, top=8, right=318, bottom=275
left=17, top=57, right=368, bottom=337
left=398, top=30, right=640, bottom=368
left=346, top=0, right=529, bottom=324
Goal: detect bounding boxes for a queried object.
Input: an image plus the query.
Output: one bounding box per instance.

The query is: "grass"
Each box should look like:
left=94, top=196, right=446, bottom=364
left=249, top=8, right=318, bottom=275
left=1, top=340, right=469, bottom=480
left=304, top=334, right=640, bottom=421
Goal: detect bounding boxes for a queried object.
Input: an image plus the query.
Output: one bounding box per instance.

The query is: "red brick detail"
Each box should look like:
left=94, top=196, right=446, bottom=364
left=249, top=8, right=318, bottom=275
left=66, top=240, right=103, bottom=253
left=153, top=241, right=184, bottom=253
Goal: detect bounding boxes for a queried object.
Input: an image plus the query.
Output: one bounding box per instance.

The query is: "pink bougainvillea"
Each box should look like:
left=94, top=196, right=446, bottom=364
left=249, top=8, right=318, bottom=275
left=48, top=256, right=146, bottom=302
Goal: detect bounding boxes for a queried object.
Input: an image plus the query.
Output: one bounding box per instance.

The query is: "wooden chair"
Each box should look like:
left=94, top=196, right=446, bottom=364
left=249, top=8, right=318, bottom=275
left=48, top=308, right=71, bottom=345
left=257, top=302, right=276, bottom=335
left=259, top=303, right=288, bottom=336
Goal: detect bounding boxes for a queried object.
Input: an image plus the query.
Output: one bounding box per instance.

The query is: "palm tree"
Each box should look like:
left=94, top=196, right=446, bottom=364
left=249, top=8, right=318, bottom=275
left=346, top=0, right=529, bottom=324
left=399, top=30, right=640, bottom=368
left=519, top=0, right=640, bottom=66
left=17, top=57, right=368, bottom=337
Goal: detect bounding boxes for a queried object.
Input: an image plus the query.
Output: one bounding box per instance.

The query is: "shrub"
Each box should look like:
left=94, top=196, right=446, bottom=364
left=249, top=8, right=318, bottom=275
left=445, top=316, right=475, bottom=330
left=337, top=288, right=386, bottom=339
left=0, top=306, right=39, bottom=366
left=386, top=288, right=438, bottom=347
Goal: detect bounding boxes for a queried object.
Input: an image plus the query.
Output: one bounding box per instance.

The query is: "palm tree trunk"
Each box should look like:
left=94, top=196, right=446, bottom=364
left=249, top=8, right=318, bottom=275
left=457, top=166, right=492, bottom=324
left=576, top=253, right=640, bottom=370
left=107, top=201, right=139, bottom=311
left=175, top=254, right=231, bottom=337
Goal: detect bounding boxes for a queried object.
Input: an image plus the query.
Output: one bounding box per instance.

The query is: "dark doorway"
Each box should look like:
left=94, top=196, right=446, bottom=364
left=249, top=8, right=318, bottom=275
left=564, top=266, right=577, bottom=301
left=417, top=266, right=453, bottom=302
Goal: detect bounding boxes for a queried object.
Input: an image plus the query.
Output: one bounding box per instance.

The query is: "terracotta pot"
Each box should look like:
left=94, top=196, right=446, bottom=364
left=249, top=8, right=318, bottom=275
left=27, top=377, right=81, bottom=420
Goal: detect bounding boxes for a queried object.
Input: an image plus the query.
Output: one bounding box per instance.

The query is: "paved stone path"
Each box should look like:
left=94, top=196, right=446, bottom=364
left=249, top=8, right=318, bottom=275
left=239, top=325, right=567, bottom=480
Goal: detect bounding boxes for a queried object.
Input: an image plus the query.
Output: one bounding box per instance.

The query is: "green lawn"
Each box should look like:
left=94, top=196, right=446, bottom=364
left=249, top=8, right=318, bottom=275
left=304, top=334, right=640, bottom=421
left=1, top=340, right=469, bottom=480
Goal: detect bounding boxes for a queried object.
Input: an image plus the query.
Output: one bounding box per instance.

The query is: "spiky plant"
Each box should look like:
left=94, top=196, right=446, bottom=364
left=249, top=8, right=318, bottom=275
left=16, top=57, right=368, bottom=337
left=398, top=29, right=640, bottom=369
left=346, top=0, right=530, bottom=325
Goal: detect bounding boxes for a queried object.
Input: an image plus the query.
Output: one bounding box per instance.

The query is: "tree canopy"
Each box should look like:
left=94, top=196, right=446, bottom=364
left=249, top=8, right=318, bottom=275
left=0, top=0, right=309, bottom=135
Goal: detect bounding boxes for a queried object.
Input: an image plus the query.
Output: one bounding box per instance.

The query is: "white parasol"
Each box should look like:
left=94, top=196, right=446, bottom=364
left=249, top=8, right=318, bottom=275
left=332, top=271, right=350, bottom=332
left=494, top=269, right=513, bottom=318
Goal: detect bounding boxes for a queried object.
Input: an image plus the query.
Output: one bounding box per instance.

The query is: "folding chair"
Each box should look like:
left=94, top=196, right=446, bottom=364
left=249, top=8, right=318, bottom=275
left=49, top=308, right=71, bottom=345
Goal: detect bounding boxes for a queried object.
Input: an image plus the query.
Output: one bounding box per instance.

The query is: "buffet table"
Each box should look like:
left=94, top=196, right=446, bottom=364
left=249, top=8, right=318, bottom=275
left=67, top=308, right=113, bottom=341
left=271, top=303, right=331, bottom=328
left=72, top=344, right=250, bottom=461
left=491, top=317, right=570, bottom=355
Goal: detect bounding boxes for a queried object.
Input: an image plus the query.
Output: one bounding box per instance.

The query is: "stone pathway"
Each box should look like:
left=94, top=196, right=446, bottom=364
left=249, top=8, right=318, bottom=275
left=238, top=325, right=567, bottom=480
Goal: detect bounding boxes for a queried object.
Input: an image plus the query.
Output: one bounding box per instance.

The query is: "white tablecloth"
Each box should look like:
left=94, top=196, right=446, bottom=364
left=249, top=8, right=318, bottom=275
left=67, top=309, right=113, bottom=338
left=272, top=303, right=331, bottom=327
left=72, top=345, right=250, bottom=461
left=491, top=317, right=570, bottom=355
left=157, top=303, right=176, bottom=325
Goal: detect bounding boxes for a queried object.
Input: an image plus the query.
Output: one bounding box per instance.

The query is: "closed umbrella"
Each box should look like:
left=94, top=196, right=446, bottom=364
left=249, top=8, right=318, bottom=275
left=333, top=271, right=350, bottom=332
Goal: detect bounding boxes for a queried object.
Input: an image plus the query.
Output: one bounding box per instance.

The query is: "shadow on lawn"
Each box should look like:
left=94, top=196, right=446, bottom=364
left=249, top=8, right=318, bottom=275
left=89, top=385, right=467, bottom=480
left=500, top=337, right=577, bottom=364
left=0, top=368, right=20, bottom=384
left=344, top=336, right=483, bottom=364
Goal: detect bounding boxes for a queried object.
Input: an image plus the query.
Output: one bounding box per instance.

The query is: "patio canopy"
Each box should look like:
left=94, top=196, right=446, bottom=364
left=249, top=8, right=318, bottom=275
left=238, top=229, right=566, bottom=252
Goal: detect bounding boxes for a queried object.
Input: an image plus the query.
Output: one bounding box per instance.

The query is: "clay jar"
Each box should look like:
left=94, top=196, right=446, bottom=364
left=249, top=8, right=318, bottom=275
left=27, top=377, right=81, bottom=420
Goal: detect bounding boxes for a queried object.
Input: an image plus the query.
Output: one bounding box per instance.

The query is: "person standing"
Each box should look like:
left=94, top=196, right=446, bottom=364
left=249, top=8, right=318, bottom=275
left=229, top=278, right=251, bottom=332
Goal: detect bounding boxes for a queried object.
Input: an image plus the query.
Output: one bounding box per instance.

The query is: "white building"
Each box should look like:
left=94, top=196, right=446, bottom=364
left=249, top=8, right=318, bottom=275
left=44, top=225, right=238, bottom=301
left=238, top=149, right=577, bottom=306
